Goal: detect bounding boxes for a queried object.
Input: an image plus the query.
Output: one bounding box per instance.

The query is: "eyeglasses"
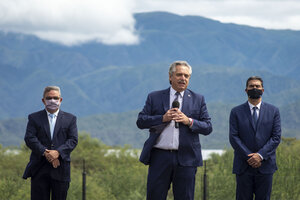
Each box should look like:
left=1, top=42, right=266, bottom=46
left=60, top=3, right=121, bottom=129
left=45, top=96, right=60, bottom=100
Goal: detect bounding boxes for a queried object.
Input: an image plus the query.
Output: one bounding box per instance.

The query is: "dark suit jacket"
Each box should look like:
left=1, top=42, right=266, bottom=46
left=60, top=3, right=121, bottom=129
left=23, top=109, right=78, bottom=182
left=229, top=101, right=281, bottom=175
left=136, top=88, right=212, bottom=167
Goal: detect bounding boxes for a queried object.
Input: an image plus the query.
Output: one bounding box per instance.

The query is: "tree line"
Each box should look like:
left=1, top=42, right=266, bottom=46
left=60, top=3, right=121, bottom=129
left=0, top=133, right=299, bottom=200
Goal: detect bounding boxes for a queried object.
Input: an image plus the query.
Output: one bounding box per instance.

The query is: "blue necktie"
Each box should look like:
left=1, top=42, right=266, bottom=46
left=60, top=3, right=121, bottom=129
left=174, top=92, right=180, bottom=101
left=252, top=107, right=258, bottom=127
left=49, top=114, right=55, bottom=139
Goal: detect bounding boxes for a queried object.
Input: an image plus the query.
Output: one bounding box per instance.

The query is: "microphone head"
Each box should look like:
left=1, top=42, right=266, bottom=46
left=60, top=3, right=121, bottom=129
left=172, top=100, right=180, bottom=108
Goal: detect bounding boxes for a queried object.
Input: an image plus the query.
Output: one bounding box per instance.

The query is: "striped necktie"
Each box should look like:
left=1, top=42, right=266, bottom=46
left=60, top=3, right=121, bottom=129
left=174, top=92, right=180, bottom=101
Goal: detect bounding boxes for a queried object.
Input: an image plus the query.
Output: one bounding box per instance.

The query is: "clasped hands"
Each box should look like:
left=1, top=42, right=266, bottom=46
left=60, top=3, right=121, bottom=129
left=247, top=153, right=262, bottom=168
left=163, top=108, right=190, bottom=125
left=44, top=149, right=60, bottom=168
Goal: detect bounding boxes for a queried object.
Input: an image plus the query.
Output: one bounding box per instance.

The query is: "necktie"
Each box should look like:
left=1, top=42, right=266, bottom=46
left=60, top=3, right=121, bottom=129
left=174, top=92, right=180, bottom=101
left=49, top=113, right=55, bottom=139
left=252, top=107, right=258, bottom=127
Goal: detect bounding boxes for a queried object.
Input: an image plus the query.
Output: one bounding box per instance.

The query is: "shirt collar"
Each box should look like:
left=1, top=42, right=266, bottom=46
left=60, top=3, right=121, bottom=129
left=170, top=87, right=184, bottom=98
left=45, top=109, right=59, bottom=117
left=248, top=101, right=262, bottom=110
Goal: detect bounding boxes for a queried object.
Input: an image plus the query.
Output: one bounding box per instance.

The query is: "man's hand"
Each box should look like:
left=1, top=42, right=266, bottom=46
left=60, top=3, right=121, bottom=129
left=163, top=108, right=190, bottom=126
left=51, top=159, right=60, bottom=168
left=172, top=109, right=190, bottom=125
left=44, top=149, right=60, bottom=162
left=247, top=153, right=262, bottom=168
left=163, top=108, right=178, bottom=122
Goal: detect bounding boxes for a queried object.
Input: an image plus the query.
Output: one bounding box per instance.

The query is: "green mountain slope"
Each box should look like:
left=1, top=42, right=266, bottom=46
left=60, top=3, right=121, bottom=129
left=1, top=102, right=299, bottom=148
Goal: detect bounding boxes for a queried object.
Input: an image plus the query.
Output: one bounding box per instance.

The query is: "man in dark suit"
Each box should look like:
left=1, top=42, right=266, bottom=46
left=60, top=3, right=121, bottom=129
left=229, top=76, right=281, bottom=200
left=23, top=86, right=78, bottom=200
left=136, top=61, right=213, bottom=200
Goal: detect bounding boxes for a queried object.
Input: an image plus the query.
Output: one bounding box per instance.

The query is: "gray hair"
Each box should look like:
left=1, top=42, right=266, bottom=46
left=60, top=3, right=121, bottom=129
left=169, top=61, right=192, bottom=76
left=43, top=86, right=61, bottom=98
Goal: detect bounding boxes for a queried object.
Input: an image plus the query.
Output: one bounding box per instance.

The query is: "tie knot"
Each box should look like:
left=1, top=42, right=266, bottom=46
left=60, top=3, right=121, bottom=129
left=253, top=106, right=258, bottom=111
left=174, top=92, right=180, bottom=101
left=49, top=113, right=55, bottom=119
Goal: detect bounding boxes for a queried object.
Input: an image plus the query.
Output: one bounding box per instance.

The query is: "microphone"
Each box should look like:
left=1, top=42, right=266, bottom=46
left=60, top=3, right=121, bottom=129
left=172, top=100, right=180, bottom=128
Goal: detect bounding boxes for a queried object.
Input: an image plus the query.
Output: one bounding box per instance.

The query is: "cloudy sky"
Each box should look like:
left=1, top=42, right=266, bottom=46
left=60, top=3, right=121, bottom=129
left=0, top=0, right=299, bottom=46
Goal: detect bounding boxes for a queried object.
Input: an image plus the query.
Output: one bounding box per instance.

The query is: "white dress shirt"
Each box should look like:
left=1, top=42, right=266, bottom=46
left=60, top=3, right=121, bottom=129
left=154, top=87, right=184, bottom=150
left=46, top=109, right=59, bottom=139
left=248, top=101, right=261, bottom=119
left=247, top=101, right=263, bottom=160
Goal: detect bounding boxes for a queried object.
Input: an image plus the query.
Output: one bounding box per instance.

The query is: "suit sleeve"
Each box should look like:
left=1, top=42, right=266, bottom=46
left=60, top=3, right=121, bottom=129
left=189, top=96, right=212, bottom=135
left=136, top=94, right=164, bottom=129
left=229, top=109, right=252, bottom=160
left=56, top=116, right=78, bottom=160
left=24, top=114, right=47, bottom=156
left=257, top=108, right=281, bottom=160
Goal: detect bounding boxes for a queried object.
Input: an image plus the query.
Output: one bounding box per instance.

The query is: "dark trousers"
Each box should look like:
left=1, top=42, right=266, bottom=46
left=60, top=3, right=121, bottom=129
left=147, top=148, right=197, bottom=200
left=236, top=169, right=273, bottom=200
left=31, top=167, right=69, bottom=200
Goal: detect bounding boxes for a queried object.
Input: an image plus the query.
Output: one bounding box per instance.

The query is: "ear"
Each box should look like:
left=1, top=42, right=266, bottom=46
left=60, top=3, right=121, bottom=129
left=42, top=98, right=46, bottom=105
left=169, top=74, right=172, bottom=84
left=59, top=97, right=63, bottom=103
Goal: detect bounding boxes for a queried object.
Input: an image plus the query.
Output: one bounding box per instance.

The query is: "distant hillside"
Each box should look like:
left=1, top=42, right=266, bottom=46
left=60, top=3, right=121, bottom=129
left=1, top=102, right=299, bottom=148
left=0, top=11, right=299, bottom=147
left=1, top=12, right=300, bottom=119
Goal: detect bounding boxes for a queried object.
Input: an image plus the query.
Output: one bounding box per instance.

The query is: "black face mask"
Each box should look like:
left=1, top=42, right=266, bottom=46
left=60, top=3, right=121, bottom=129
left=247, top=89, right=263, bottom=99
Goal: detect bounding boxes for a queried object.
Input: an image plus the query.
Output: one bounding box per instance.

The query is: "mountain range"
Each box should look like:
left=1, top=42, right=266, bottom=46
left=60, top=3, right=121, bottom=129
left=0, top=11, right=299, bottom=148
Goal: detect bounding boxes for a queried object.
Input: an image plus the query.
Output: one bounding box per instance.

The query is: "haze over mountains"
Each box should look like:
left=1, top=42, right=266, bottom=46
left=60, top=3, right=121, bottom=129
left=0, top=12, right=299, bottom=148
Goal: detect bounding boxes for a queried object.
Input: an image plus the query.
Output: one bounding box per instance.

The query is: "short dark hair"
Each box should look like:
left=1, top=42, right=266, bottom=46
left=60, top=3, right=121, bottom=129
left=246, top=76, right=264, bottom=88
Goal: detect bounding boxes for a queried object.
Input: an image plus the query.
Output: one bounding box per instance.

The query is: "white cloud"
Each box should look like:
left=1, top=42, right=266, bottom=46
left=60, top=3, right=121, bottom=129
left=0, top=0, right=299, bottom=46
left=0, top=0, right=139, bottom=46
left=134, top=0, right=300, bottom=30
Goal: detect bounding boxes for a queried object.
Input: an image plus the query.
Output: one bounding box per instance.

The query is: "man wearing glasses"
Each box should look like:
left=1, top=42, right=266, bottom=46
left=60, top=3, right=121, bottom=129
left=23, top=86, right=78, bottom=200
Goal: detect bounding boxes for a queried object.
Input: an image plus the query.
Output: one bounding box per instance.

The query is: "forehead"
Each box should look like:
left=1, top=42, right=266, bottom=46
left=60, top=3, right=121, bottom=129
left=45, top=90, right=60, bottom=96
left=174, top=65, right=190, bottom=74
left=248, top=79, right=262, bottom=86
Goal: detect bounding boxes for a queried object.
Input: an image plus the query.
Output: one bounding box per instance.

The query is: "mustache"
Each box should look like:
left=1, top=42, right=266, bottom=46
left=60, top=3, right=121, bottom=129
left=178, top=80, right=186, bottom=84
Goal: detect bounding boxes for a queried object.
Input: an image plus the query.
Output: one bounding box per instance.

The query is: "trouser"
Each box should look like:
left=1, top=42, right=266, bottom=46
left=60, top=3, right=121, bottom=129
left=31, top=169, right=69, bottom=200
left=147, top=148, right=197, bottom=200
left=236, top=169, right=273, bottom=200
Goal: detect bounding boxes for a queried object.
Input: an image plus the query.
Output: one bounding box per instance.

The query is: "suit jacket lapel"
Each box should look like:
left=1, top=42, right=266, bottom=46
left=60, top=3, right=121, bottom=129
left=162, top=88, right=170, bottom=112
left=244, top=102, right=256, bottom=132
left=256, top=102, right=265, bottom=130
left=53, top=111, right=63, bottom=140
left=182, top=90, right=191, bottom=114
left=41, top=110, right=52, bottom=140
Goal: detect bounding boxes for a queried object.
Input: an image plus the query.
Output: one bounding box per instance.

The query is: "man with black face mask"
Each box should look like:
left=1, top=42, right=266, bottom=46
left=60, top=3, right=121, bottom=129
left=23, top=86, right=78, bottom=200
left=229, top=76, right=281, bottom=200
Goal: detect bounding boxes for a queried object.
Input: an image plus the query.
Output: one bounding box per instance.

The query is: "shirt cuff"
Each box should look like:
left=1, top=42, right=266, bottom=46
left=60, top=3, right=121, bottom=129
left=188, top=118, right=193, bottom=128
left=257, top=153, right=263, bottom=160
